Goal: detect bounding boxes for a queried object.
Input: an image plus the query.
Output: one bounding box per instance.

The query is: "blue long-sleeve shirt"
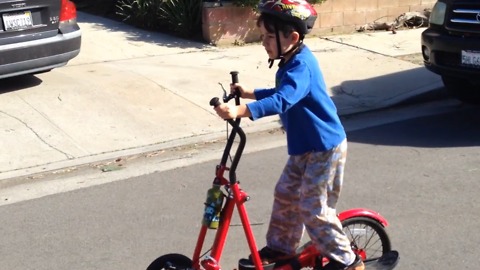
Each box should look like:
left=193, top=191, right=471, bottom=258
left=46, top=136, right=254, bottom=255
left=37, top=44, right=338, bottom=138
left=246, top=45, right=346, bottom=155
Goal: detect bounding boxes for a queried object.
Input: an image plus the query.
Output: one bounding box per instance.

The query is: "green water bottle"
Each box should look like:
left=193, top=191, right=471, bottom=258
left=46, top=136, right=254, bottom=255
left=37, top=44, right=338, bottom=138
left=202, top=184, right=224, bottom=229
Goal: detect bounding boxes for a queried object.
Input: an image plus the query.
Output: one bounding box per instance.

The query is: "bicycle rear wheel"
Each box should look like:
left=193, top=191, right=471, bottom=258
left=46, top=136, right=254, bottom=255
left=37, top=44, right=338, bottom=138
left=342, top=216, right=391, bottom=262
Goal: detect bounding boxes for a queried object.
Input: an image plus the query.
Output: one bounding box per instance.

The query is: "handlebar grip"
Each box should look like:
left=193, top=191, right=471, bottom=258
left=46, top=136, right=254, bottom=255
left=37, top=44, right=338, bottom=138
left=210, top=97, right=221, bottom=108
left=230, top=71, right=239, bottom=84
left=230, top=71, right=241, bottom=98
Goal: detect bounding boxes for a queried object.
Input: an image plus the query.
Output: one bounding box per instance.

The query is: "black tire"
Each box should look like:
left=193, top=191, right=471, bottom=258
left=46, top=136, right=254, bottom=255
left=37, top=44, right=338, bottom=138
left=342, top=217, right=391, bottom=262
left=146, top=253, right=193, bottom=270
left=442, top=75, right=480, bottom=104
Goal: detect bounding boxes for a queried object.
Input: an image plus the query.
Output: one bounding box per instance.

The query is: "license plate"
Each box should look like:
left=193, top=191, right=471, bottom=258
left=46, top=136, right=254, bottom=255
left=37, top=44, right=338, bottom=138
left=461, top=50, right=480, bottom=68
left=2, top=11, right=33, bottom=31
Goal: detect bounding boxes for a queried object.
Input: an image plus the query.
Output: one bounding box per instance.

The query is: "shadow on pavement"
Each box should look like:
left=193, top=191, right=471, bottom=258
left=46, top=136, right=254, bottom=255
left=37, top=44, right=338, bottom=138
left=76, top=12, right=209, bottom=50
left=0, top=75, right=43, bottom=94
left=347, top=106, right=480, bottom=148
left=330, top=67, right=443, bottom=114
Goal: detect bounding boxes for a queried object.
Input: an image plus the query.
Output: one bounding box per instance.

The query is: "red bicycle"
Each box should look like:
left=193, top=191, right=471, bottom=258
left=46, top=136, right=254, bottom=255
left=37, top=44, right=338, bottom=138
left=147, top=72, right=399, bottom=270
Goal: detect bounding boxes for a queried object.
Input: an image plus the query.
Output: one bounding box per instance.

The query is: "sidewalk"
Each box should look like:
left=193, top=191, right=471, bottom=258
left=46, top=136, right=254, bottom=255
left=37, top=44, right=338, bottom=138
left=0, top=13, right=443, bottom=181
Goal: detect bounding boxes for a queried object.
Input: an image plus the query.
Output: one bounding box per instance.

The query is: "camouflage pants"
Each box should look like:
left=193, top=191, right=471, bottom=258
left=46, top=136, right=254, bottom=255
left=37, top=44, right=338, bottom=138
left=266, top=139, right=355, bottom=266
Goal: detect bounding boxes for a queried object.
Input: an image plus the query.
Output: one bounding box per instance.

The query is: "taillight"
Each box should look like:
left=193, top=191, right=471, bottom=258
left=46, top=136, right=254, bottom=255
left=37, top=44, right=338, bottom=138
left=60, top=0, right=77, bottom=22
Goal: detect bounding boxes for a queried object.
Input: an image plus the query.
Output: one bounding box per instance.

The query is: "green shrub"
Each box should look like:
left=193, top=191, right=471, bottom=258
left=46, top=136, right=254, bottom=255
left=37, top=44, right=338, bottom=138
left=158, top=0, right=202, bottom=37
left=72, top=0, right=118, bottom=16
left=116, top=0, right=202, bottom=38
left=116, top=0, right=164, bottom=29
left=232, top=0, right=328, bottom=8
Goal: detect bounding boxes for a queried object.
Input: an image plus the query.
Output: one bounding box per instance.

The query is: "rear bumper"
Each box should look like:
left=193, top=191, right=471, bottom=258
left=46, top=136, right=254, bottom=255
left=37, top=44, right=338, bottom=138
left=421, top=28, right=480, bottom=80
left=0, top=29, right=81, bottom=79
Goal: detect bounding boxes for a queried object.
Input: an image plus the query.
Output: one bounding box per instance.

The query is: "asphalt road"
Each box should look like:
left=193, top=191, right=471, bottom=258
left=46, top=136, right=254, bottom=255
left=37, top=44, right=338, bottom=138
left=0, top=99, right=479, bottom=270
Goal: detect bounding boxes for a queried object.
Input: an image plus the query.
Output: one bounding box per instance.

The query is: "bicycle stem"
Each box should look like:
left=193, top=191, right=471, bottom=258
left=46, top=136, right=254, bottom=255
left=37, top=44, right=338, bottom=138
left=210, top=71, right=246, bottom=185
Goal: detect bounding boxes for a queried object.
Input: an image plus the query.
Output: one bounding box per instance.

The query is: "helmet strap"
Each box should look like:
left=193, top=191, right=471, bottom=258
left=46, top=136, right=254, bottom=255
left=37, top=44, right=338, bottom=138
left=268, top=59, right=275, bottom=68
left=267, top=22, right=283, bottom=69
left=267, top=23, right=304, bottom=69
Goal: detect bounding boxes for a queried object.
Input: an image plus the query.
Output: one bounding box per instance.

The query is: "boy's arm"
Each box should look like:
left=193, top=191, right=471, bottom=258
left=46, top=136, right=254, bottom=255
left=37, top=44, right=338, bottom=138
left=236, top=104, right=251, bottom=118
left=254, top=88, right=276, bottom=100
left=248, top=64, right=311, bottom=120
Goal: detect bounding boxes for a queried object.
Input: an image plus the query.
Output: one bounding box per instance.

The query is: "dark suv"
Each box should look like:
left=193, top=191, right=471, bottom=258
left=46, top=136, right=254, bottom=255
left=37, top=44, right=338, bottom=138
left=421, top=0, right=480, bottom=104
left=0, top=0, right=81, bottom=79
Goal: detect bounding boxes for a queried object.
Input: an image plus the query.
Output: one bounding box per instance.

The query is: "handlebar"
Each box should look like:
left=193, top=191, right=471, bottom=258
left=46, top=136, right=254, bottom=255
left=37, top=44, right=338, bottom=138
left=209, top=71, right=246, bottom=184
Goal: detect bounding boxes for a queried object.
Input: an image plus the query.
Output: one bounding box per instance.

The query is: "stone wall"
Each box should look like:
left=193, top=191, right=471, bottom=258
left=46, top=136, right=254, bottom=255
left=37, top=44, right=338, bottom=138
left=202, top=0, right=437, bottom=46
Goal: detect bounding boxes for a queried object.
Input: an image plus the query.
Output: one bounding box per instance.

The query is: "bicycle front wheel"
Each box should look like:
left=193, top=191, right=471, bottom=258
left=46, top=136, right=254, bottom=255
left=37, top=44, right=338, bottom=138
left=146, top=253, right=193, bottom=270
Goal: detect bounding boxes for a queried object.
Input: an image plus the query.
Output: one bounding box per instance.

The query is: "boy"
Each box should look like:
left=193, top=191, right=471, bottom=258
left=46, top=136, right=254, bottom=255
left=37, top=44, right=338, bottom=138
left=214, top=1, right=364, bottom=269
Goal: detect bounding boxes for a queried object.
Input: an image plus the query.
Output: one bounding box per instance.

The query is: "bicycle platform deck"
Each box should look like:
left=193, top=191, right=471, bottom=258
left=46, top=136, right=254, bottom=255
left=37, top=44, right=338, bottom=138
left=363, top=250, right=399, bottom=270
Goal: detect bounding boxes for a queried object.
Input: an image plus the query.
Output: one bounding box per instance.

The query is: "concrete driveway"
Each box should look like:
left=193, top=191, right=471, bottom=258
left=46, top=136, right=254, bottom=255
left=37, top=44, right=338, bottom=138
left=0, top=12, right=442, bottom=181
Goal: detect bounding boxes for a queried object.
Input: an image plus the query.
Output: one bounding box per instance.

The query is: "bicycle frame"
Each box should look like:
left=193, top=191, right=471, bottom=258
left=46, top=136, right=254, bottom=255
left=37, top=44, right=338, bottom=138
left=194, top=91, right=265, bottom=270
left=193, top=166, right=263, bottom=270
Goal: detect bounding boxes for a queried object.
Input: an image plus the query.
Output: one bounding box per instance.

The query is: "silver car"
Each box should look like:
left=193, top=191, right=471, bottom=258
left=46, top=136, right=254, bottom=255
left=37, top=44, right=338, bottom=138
left=0, top=0, right=81, bottom=79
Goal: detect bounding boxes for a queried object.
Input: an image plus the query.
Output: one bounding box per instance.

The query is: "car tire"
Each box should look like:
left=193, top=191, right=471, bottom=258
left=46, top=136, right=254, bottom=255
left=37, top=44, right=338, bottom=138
left=442, top=75, right=480, bottom=105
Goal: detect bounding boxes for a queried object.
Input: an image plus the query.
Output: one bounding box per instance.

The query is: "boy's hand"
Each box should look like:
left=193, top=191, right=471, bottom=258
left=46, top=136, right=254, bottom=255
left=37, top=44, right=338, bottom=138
left=214, top=104, right=251, bottom=119
left=230, top=83, right=255, bottom=100
left=214, top=103, right=238, bottom=119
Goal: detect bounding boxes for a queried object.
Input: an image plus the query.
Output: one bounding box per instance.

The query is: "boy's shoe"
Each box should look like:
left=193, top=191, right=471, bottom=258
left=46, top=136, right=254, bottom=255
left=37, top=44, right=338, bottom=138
left=345, top=255, right=364, bottom=270
left=324, top=254, right=365, bottom=270
left=250, top=246, right=295, bottom=265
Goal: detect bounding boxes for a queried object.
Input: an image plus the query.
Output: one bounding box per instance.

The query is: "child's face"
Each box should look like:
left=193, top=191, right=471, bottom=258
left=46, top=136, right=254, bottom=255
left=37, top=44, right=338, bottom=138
left=259, top=21, right=296, bottom=60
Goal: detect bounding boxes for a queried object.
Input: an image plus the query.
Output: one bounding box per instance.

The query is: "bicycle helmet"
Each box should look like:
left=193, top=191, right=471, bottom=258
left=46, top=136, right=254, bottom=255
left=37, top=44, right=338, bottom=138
left=258, top=0, right=317, bottom=35
left=257, top=0, right=317, bottom=68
